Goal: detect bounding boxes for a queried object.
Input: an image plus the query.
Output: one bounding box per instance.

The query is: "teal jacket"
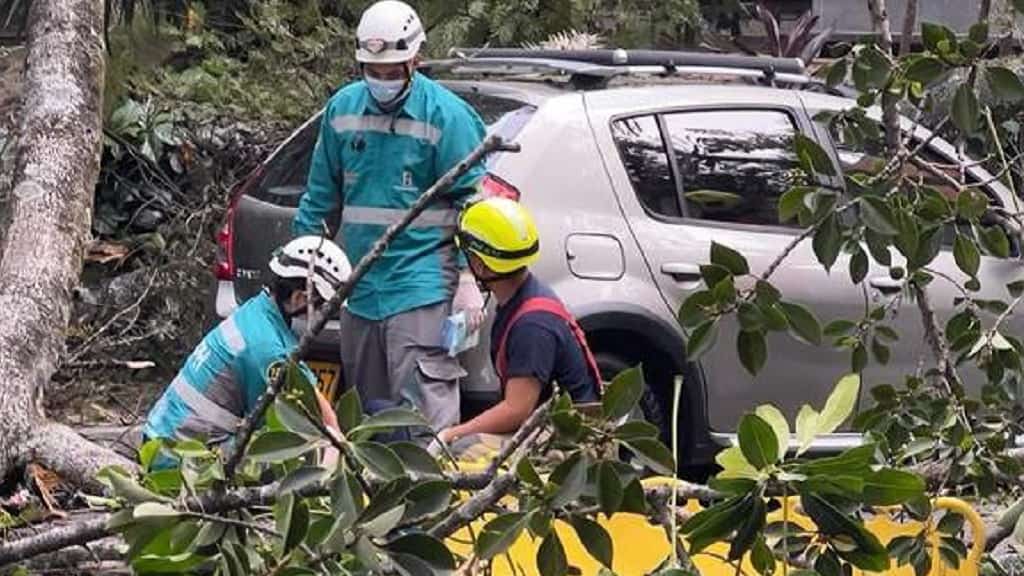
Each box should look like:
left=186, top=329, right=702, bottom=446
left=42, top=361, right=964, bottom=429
left=292, top=73, right=486, bottom=320
left=144, top=291, right=315, bottom=444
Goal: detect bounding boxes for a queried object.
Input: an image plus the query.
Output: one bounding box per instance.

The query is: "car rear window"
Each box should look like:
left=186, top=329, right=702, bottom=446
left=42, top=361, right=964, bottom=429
left=248, top=91, right=534, bottom=207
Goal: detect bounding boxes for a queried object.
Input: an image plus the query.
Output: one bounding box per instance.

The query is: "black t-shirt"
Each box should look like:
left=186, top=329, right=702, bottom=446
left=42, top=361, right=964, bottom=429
left=489, top=274, right=599, bottom=406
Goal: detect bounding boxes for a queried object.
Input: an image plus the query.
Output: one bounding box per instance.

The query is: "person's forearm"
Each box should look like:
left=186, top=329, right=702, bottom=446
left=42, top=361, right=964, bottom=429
left=450, top=400, right=528, bottom=439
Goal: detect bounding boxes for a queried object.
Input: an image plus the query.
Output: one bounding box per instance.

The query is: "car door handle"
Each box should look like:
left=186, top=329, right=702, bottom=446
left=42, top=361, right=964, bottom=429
left=869, top=277, right=902, bottom=295
left=661, top=262, right=702, bottom=282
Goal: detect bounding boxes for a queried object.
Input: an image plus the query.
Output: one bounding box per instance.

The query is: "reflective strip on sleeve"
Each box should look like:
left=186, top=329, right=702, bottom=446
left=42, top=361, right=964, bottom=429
left=219, top=316, right=246, bottom=354
left=342, top=206, right=458, bottom=228
left=330, top=114, right=442, bottom=146
left=171, top=374, right=242, bottom=432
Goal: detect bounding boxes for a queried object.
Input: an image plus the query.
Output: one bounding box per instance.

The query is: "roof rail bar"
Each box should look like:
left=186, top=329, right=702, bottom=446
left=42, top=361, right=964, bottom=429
left=447, top=47, right=806, bottom=76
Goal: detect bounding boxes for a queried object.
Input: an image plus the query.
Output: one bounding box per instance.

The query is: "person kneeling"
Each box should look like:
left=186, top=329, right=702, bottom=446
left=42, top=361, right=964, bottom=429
left=438, top=198, right=601, bottom=448
left=142, top=237, right=350, bottom=467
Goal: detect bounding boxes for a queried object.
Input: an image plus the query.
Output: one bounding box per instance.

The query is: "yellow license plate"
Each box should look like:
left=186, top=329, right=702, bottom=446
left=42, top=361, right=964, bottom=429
left=308, top=361, right=341, bottom=402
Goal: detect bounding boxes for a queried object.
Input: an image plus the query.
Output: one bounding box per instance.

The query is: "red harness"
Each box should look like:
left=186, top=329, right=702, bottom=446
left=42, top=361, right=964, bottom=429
left=495, top=297, right=602, bottom=398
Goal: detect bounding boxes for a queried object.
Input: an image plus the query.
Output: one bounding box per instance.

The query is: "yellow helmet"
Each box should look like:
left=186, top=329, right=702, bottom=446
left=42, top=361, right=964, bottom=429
left=456, top=197, right=540, bottom=274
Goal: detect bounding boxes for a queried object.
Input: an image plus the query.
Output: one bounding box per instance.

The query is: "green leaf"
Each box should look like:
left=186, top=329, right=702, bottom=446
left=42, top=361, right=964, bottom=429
left=852, top=45, right=891, bottom=91
left=711, top=241, right=749, bottom=276
left=779, top=301, right=822, bottom=346
left=795, top=405, right=820, bottom=455
left=754, top=404, right=790, bottom=458
left=794, top=444, right=875, bottom=477
left=849, top=248, right=868, bottom=284
left=570, top=515, right=614, bottom=567
left=957, top=189, right=989, bottom=220
left=602, top=364, right=644, bottom=421
left=954, top=234, right=981, bottom=277
left=970, top=21, right=989, bottom=44
left=247, top=431, right=316, bottom=463
left=981, top=225, right=1011, bottom=258
left=331, top=469, right=363, bottom=521
left=516, top=457, right=544, bottom=487
left=385, top=533, right=455, bottom=571
left=870, top=337, right=890, bottom=365
left=391, top=442, right=443, bottom=478
left=684, top=494, right=754, bottom=554
left=614, top=420, right=660, bottom=440
left=708, top=476, right=757, bottom=495
left=922, top=22, right=957, bottom=54
left=795, top=133, right=836, bottom=176
left=715, top=446, right=759, bottom=479
left=687, top=318, right=719, bottom=361
left=351, top=442, right=404, bottom=481
left=952, top=84, right=980, bottom=134
left=751, top=536, right=776, bottom=575
left=404, top=480, right=452, bottom=522
left=986, top=66, right=1024, bottom=102
left=905, top=56, right=945, bottom=85
left=537, top=529, right=568, bottom=576
left=826, top=58, right=848, bottom=87
left=597, top=462, right=624, bottom=516
left=938, top=512, right=966, bottom=536
left=801, top=493, right=889, bottom=571
left=863, top=469, right=926, bottom=505
left=738, top=413, right=779, bottom=469
left=824, top=319, right=857, bottom=338
left=738, top=302, right=765, bottom=332
left=678, top=290, right=714, bottom=328
left=861, top=197, right=899, bottom=236
left=132, top=552, right=207, bottom=574
left=336, top=387, right=363, bottom=432
left=779, top=186, right=815, bottom=223
left=133, top=502, right=180, bottom=520
left=622, top=438, right=675, bottom=476
left=361, top=503, right=405, bottom=538
left=817, top=374, right=861, bottom=435
left=476, top=513, right=529, bottom=560
left=275, top=493, right=309, bottom=554
left=350, top=408, right=429, bottom=436
left=813, top=213, right=842, bottom=271
left=98, top=467, right=170, bottom=505
left=737, top=330, right=767, bottom=377
left=865, top=229, right=892, bottom=265
left=621, top=477, right=647, bottom=514
left=273, top=398, right=322, bottom=438
left=359, top=477, right=412, bottom=524
left=278, top=466, right=329, bottom=496
left=729, top=496, right=766, bottom=561
left=551, top=453, right=589, bottom=508
left=138, top=439, right=163, bottom=472
left=815, top=548, right=842, bottom=576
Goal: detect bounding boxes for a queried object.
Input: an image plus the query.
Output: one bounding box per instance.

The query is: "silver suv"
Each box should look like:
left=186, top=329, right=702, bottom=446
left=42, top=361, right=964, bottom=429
left=212, top=50, right=1021, bottom=471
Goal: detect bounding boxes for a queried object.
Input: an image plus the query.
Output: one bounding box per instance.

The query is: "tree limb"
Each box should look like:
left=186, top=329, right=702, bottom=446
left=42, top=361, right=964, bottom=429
left=899, top=0, right=918, bottom=56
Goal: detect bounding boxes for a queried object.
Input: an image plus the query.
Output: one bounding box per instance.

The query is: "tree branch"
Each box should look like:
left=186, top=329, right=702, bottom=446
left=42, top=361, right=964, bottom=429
left=899, top=0, right=918, bottom=56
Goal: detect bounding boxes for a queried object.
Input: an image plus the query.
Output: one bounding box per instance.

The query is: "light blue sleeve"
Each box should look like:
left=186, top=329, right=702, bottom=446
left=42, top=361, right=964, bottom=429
left=293, top=103, right=343, bottom=237
left=435, top=99, right=487, bottom=209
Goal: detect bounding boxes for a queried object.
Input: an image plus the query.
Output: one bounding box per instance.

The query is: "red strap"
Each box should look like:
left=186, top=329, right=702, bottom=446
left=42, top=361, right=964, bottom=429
left=496, top=297, right=602, bottom=398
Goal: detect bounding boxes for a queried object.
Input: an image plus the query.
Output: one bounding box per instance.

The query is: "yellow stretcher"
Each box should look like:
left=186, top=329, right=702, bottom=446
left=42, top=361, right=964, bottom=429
left=446, top=449, right=985, bottom=576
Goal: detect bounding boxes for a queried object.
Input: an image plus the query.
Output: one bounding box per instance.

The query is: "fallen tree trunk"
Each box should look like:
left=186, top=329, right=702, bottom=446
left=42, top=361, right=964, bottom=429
left=0, top=0, right=136, bottom=490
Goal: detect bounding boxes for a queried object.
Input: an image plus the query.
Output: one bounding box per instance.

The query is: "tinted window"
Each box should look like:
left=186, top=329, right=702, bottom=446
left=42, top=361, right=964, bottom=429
left=664, top=110, right=803, bottom=226
left=611, top=115, right=680, bottom=217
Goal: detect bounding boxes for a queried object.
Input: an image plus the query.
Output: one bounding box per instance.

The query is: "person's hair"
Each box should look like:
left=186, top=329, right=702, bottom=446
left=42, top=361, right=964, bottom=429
left=268, top=275, right=309, bottom=310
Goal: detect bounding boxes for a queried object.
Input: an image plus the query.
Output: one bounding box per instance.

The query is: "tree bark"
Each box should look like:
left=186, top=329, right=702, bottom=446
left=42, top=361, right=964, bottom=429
left=0, top=0, right=136, bottom=490
left=866, top=0, right=902, bottom=154
left=899, top=0, right=918, bottom=55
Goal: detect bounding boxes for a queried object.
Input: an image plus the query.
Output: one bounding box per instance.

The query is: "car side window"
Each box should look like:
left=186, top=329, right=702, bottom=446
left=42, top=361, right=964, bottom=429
left=611, top=115, right=680, bottom=217
left=662, top=109, right=804, bottom=227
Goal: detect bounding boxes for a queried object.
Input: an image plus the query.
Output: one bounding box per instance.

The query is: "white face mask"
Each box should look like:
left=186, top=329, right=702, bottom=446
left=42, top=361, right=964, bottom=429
left=365, top=76, right=407, bottom=105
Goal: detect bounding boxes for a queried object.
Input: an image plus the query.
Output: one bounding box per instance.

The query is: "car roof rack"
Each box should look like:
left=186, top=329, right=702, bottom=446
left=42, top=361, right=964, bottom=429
left=422, top=47, right=809, bottom=90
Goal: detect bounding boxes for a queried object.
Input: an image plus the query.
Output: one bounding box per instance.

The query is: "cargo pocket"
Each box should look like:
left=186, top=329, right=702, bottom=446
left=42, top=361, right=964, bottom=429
left=415, top=354, right=467, bottom=429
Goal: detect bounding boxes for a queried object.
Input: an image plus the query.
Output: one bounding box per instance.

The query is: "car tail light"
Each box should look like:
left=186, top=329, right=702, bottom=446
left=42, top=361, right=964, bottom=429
left=214, top=168, right=263, bottom=280
left=481, top=173, right=521, bottom=201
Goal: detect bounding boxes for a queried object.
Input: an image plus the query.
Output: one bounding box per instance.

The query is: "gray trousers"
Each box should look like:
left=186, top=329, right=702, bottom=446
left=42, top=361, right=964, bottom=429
left=339, top=301, right=465, bottom=432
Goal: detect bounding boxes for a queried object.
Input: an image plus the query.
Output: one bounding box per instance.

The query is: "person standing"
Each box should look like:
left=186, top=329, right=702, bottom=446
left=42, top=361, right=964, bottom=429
left=292, top=1, right=486, bottom=433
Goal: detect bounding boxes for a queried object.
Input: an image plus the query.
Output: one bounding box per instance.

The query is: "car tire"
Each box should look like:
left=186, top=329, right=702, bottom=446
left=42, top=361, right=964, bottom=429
left=594, top=350, right=671, bottom=444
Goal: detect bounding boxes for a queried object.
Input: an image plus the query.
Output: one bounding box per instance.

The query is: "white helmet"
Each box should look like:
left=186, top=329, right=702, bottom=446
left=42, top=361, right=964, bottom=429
left=268, top=236, right=352, bottom=301
left=355, top=1, right=425, bottom=64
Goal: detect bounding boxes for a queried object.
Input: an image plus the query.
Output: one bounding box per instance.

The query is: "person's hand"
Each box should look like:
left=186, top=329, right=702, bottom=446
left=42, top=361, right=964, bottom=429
left=452, top=271, right=485, bottom=331
left=438, top=427, right=458, bottom=444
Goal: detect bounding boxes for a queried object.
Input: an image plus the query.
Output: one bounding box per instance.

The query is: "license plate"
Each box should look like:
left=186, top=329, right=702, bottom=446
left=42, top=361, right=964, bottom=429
left=308, top=361, right=341, bottom=402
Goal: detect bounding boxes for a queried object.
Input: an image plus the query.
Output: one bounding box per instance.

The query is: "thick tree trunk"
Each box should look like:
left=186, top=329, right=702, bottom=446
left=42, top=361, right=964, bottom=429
left=0, top=0, right=135, bottom=489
